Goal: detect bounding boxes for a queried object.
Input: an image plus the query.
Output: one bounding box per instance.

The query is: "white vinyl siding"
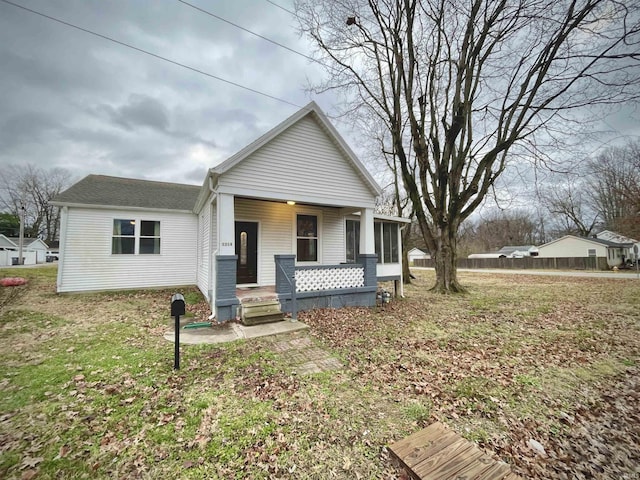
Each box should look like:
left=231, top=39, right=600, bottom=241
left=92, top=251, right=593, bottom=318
left=197, top=202, right=210, bottom=299
left=537, top=237, right=607, bottom=258
left=219, top=116, right=375, bottom=208
left=58, top=207, right=197, bottom=293
left=234, top=198, right=345, bottom=286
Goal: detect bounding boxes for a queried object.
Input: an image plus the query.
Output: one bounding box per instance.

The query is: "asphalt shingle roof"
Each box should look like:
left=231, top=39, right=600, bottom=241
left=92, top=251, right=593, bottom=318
left=52, top=175, right=201, bottom=211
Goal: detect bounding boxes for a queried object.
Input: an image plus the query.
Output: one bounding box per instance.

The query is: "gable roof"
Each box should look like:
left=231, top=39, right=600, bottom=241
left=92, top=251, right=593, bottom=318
left=539, top=234, right=633, bottom=249
left=596, top=230, right=639, bottom=244
left=8, top=237, right=48, bottom=249
left=51, top=175, right=201, bottom=212
left=209, top=101, right=381, bottom=196
left=0, top=234, right=17, bottom=248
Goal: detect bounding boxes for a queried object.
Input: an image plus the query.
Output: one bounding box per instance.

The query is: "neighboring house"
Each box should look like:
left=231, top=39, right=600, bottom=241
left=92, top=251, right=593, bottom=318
left=0, top=235, right=40, bottom=266
left=408, top=248, right=430, bottom=265
left=52, top=102, right=408, bottom=321
left=497, top=245, right=539, bottom=258
left=596, top=230, right=640, bottom=260
left=9, top=237, right=49, bottom=264
left=537, top=235, right=633, bottom=267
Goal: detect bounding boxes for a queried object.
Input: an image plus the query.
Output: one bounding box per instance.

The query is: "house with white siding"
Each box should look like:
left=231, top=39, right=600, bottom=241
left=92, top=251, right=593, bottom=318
left=52, top=102, right=408, bottom=322
left=537, top=234, right=633, bottom=267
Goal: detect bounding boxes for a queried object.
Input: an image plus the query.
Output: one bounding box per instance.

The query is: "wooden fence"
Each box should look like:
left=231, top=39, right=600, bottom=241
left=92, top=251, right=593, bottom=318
left=414, top=256, right=609, bottom=271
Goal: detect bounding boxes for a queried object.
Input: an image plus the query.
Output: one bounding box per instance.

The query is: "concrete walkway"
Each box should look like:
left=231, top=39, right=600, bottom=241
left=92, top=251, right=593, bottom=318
left=163, top=319, right=308, bottom=345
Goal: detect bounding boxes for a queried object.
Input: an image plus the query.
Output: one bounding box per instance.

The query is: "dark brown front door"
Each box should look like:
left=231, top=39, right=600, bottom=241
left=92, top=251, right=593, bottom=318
left=235, top=221, right=258, bottom=284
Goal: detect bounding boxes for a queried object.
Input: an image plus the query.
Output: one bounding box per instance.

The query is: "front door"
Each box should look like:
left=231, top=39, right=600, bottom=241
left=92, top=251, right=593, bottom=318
left=235, top=221, right=258, bottom=284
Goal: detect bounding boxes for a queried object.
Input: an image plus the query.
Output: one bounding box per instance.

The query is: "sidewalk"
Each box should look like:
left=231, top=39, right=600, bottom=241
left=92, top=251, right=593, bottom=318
left=163, top=319, right=308, bottom=345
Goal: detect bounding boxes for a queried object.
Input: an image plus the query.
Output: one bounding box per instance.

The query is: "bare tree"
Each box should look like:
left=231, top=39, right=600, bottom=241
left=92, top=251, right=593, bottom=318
left=542, top=179, right=600, bottom=237
left=296, top=0, right=640, bottom=292
left=459, top=209, right=546, bottom=255
left=587, top=141, right=640, bottom=238
left=0, top=164, right=73, bottom=243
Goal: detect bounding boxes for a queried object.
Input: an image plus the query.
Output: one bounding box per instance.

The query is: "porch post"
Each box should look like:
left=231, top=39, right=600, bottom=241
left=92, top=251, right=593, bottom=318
left=215, top=193, right=238, bottom=321
left=359, top=208, right=377, bottom=306
left=359, top=207, right=375, bottom=254
left=218, top=193, right=235, bottom=255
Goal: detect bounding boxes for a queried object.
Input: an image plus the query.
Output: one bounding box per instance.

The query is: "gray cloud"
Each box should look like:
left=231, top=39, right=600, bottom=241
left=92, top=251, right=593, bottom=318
left=0, top=0, right=326, bottom=185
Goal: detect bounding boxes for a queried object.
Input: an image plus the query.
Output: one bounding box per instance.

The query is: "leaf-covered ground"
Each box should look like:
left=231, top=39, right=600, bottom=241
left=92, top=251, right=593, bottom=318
left=0, top=266, right=638, bottom=479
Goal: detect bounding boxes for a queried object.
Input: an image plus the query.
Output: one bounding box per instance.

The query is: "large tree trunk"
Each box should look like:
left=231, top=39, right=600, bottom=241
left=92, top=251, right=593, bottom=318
left=431, top=225, right=465, bottom=293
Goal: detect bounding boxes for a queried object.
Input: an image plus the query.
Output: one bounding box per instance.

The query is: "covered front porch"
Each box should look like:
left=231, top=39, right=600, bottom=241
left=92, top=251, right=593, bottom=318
left=212, top=192, right=380, bottom=322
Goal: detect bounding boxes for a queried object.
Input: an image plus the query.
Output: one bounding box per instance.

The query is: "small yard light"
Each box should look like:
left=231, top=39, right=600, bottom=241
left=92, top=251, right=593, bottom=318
left=287, top=201, right=296, bottom=206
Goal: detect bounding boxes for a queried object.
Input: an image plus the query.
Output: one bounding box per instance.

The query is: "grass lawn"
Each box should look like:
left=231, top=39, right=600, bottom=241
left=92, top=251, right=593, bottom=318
left=0, top=266, right=638, bottom=479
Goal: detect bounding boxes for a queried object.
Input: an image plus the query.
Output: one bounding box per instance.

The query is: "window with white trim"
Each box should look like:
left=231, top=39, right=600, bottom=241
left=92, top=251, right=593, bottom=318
left=140, top=220, right=161, bottom=254
left=296, top=214, right=318, bottom=262
left=112, top=219, right=135, bottom=254
left=112, top=219, right=161, bottom=255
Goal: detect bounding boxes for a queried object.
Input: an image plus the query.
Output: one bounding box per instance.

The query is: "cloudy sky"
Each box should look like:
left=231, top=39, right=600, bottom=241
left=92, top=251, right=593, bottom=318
left=1, top=0, right=638, bottom=196
left=0, top=0, right=338, bottom=186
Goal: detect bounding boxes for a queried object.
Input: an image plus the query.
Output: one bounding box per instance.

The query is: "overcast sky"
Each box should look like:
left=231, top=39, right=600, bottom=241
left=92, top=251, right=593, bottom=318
left=0, top=0, right=338, bottom=186
left=1, top=0, right=638, bottom=195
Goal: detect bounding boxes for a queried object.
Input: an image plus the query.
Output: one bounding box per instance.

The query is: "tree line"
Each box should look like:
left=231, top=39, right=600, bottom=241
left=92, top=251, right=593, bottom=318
left=0, top=164, right=73, bottom=244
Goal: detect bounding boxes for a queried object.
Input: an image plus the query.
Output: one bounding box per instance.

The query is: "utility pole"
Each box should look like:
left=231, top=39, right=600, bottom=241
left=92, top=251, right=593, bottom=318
left=18, top=202, right=25, bottom=265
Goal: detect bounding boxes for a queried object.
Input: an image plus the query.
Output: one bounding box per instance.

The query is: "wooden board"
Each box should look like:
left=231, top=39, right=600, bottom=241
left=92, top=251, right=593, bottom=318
left=389, top=422, right=522, bottom=480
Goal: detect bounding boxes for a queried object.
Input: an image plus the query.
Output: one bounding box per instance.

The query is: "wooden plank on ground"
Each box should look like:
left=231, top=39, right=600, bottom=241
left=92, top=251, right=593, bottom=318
left=414, top=440, right=483, bottom=478
left=388, top=422, right=523, bottom=480
left=469, top=460, right=513, bottom=479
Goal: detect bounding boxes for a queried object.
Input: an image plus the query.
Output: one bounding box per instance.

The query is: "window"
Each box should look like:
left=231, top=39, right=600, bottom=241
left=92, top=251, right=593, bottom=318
left=345, top=220, right=360, bottom=263
left=140, top=221, right=161, bottom=254
left=345, top=220, right=399, bottom=264
left=588, top=248, right=597, bottom=257
left=112, top=219, right=160, bottom=255
left=383, top=223, right=399, bottom=263
left=297, top=214, right=318, bottom=262
left=112, top=219, right=135, bottom=254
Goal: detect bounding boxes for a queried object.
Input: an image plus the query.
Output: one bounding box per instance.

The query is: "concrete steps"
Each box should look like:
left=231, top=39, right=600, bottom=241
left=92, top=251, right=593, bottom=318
left=240, top=299, right=284, bottom=326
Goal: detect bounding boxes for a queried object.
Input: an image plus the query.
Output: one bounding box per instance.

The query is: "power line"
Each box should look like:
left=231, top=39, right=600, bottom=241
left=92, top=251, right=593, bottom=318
left=177, top=0, right=324, bottom=67
left=265, top=0, right=296, bottom=17
left=0, top=0, right=303, bottom=109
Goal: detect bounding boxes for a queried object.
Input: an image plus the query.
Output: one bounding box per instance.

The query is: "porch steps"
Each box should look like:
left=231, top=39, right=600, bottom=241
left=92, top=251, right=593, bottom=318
left=240, top=299, right=285, bottom=326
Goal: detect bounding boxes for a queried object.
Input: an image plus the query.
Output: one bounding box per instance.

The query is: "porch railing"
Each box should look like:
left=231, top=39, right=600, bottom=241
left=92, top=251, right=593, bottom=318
left=295, top=264, right=365, bottom=292
left=275, top=258, right=298, bottom=321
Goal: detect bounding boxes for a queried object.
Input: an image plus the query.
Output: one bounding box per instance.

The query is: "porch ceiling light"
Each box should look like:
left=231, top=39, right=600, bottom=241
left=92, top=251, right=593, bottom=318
left=287, top=201, right=296, bottom=205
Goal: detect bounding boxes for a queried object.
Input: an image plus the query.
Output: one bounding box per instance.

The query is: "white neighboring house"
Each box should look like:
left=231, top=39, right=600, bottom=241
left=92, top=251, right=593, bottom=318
left=8, top=237, right=49, bottom=264
left=537, top=235, right=632, bottom=267
left=596, top=230, right=640, bottom=261
left=51, top=102, right=408, bottom=321
left=408, top=248, right=430, bottom=265
left=0, top=234, right=40, bottom=266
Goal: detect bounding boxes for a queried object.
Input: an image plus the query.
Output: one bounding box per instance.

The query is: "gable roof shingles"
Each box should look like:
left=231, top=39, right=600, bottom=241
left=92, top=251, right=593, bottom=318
left=51, top=175, right=201, bottom=212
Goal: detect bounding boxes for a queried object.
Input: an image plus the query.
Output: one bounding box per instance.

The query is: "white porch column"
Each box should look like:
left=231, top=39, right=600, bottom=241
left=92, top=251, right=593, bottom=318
left=217, top=193, right=235, bottom=255
left=359, top=207, right=375, bottom=254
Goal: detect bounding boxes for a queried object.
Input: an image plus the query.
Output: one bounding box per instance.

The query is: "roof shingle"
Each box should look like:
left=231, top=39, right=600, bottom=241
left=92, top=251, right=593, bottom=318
left=52, top=175, right=201, bottom=211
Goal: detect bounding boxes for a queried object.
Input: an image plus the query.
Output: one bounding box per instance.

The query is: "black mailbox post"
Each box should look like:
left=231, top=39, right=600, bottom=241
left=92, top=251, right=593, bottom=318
left=171, top=293, right=185, bottom=370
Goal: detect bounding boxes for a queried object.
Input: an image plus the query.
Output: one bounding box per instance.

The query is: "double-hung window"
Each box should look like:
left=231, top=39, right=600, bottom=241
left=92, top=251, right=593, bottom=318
left=140, top=221, right=161, bottom=254
left=112, top=219, right=136, bottom=254
left=112, top=219, right=160, bottom=255
left=297, top=214, right=318, bottom=262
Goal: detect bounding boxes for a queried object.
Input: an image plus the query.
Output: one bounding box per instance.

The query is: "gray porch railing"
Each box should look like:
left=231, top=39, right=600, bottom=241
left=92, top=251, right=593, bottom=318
left=274, top=255, right=297, bottom=321
left=275, top=254, right=378, bottom=314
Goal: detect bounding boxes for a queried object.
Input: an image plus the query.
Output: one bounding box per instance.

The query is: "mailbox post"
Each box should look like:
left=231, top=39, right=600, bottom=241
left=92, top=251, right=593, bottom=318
left=171, top=293, right=186, bottom=370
